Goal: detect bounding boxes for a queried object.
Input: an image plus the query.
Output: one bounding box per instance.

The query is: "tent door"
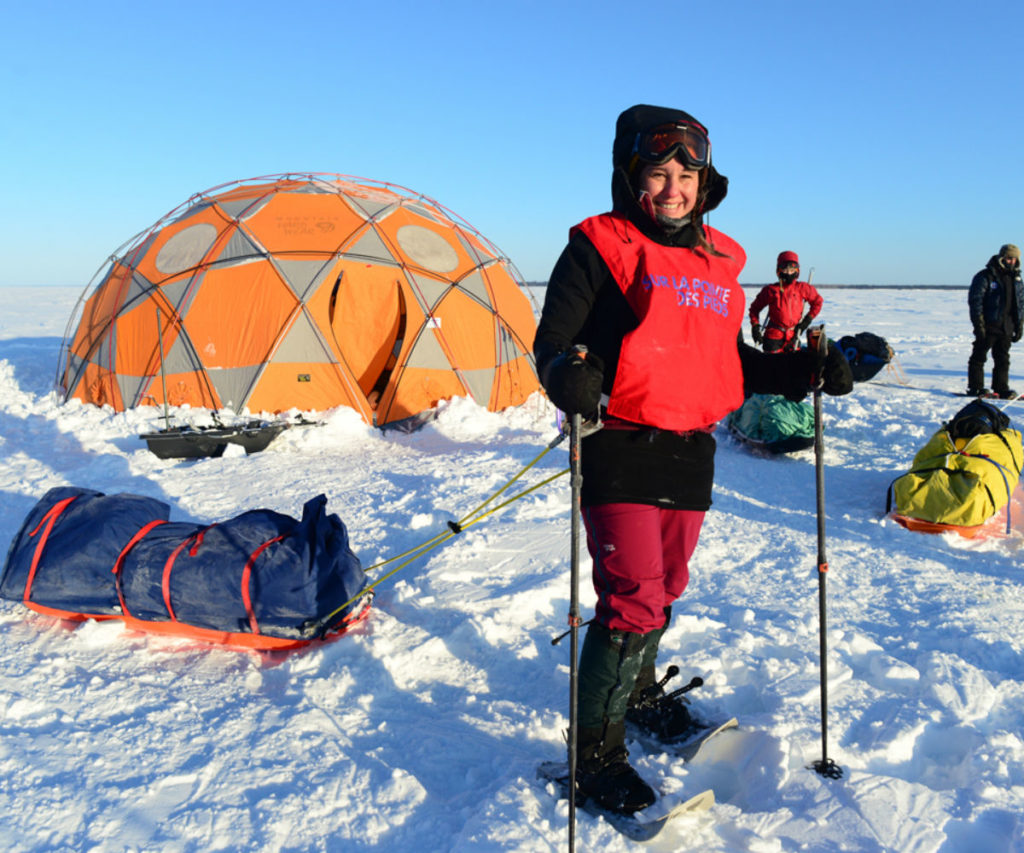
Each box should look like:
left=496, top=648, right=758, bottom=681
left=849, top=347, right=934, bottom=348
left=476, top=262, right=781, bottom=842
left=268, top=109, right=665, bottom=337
left=367, top=287, right=406, bottom=409
left=327, top=272, right=406, bottom=411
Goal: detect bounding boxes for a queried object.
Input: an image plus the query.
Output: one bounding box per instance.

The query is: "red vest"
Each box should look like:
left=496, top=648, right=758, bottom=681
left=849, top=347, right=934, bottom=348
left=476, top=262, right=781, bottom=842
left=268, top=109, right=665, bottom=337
left=574, top=213, right=747, bottom=431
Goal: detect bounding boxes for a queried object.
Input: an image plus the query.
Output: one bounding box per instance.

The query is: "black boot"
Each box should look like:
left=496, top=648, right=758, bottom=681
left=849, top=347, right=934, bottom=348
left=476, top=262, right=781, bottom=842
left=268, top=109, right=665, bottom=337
left=576, top=719, right=656, bottom=814
left=574, top=623, right=655, bottom=814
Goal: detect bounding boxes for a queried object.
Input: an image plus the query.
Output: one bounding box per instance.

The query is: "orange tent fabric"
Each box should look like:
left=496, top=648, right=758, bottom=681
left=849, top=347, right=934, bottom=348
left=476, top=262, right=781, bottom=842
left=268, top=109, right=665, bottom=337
left=59, top=174, right=540, bottom=426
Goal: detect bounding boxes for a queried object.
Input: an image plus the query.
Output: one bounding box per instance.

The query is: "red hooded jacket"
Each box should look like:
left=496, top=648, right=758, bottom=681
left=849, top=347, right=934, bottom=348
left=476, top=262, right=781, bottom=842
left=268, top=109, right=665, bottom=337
left=748, top=281, right=823, bottom=342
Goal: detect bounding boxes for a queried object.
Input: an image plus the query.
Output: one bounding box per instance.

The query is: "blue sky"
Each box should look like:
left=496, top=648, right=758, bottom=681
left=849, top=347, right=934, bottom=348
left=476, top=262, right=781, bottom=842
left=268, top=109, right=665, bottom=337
left=2, top=0, right=1021, bottom=287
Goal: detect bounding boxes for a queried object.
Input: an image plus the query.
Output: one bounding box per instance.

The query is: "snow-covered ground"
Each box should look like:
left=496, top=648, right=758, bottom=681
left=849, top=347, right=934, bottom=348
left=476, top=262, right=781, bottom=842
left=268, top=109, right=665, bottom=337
left=1, top=284, right=1022, bottom=853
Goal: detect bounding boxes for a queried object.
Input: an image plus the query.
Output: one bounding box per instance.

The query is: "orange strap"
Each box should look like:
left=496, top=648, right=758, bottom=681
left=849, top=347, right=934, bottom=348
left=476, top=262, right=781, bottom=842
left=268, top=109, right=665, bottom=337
left=241, top=535, right=287, bottom=635
left=160, top=526, right=212, bottom=621
left=110, top=520, right=168, bottom=617
left=24, top=496, right=79, bottom=604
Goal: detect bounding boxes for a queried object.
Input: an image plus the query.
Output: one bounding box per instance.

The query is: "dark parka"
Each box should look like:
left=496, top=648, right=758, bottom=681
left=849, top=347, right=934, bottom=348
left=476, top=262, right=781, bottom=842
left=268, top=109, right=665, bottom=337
left=533, top=105, right=834, bottom=510
left=969, top=255, right=1024, bottom=338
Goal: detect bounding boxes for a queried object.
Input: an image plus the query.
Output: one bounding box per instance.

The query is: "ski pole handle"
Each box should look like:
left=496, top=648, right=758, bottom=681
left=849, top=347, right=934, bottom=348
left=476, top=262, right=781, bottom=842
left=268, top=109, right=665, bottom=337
left=807, top=324, right=826, bottom=390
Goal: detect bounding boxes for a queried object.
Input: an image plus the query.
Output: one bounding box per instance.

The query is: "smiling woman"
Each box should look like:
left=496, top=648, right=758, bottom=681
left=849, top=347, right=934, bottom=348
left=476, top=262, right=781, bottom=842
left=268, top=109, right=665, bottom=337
left=531, top=103, right=853, bottom=816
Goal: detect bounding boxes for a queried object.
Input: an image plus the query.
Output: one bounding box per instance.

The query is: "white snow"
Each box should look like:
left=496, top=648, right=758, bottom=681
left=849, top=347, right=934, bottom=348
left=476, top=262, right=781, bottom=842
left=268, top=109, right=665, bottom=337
left=1, top=284, right=1023, bottom=852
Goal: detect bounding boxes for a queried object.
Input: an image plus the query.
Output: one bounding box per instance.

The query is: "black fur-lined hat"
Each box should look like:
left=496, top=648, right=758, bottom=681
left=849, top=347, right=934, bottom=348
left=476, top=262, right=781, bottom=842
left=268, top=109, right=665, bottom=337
left=611, top=104, right=728, bottom=214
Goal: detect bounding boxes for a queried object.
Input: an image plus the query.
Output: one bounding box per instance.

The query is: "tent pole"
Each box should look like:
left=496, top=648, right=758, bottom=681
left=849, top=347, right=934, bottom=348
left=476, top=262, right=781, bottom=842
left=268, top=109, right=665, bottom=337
left=156, top=307, right=171, bottom=430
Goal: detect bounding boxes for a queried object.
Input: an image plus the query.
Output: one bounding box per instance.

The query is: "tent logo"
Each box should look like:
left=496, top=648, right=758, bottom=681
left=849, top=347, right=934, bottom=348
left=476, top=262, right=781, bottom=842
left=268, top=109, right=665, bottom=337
left=297, top=375, right=311, bottom=383
left=275, top=215, right=337, bottom=237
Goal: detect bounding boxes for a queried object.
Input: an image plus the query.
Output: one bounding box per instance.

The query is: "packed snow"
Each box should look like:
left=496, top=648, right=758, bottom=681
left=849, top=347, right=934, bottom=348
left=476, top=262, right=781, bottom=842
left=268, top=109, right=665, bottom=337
left=1, top=284, right=1022, bottom=853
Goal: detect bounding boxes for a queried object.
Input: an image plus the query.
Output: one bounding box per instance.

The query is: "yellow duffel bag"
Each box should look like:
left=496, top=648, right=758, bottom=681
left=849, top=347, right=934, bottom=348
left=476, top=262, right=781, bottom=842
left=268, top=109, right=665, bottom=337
left=888, top=400, right=1023, bottom=534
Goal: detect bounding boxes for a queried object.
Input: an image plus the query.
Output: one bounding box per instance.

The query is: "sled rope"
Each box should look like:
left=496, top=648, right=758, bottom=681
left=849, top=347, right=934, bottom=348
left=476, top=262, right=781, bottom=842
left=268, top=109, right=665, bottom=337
left=323, top=434, right=571, bottom=622
left=885, top=348, right=911, bottom=385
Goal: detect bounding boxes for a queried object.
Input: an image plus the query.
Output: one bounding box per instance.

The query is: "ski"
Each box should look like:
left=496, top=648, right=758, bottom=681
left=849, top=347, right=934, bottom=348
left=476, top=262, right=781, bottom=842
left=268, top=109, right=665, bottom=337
left=956, top=391, right=1019, bottom=400
left=869, top=384, right=1019, bottom=401
left=537, top=761, right=714, bottom=841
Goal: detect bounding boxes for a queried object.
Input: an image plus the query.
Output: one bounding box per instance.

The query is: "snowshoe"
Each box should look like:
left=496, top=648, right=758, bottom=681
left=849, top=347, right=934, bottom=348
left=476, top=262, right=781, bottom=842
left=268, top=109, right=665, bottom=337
left=626, top=666, right=702, bottom=742
left=537, top=761, right=714, bottom=841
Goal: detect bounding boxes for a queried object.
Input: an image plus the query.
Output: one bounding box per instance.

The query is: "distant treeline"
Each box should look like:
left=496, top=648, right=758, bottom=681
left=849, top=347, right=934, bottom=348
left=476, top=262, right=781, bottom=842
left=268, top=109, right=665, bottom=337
left=523, top=282, right=966, bottom=290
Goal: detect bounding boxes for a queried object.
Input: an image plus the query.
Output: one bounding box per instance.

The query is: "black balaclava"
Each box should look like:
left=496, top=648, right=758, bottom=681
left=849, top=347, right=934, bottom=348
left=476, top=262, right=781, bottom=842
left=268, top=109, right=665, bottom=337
left=776, top=250, right=799, bottom=285
left=610, top=104, right=728, bottom=242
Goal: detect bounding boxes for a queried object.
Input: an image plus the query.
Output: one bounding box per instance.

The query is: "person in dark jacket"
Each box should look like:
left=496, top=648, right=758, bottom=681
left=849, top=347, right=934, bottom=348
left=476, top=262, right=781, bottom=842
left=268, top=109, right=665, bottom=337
left=967, top=244, right=1023, bottom=398
left=749, top=251, right=824, bottom=352
left=534, top=104, right=853, bottom=815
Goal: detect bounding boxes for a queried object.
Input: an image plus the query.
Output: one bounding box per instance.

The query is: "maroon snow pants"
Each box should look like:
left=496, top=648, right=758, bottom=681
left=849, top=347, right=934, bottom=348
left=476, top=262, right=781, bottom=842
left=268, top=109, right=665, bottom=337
left=582, top=502, right=705, bottom=634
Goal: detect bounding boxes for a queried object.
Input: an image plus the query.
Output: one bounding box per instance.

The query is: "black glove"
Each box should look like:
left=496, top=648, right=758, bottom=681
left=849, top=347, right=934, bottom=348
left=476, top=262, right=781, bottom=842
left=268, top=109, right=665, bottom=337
left=541, top=348, right=605, bottom=415
left=818, top=341, right=854, bottom=396
left=1014, top=327, right=1022, bottom=343
left=796, top=314, right=813, bottom=335
left=786, top=339, right=852, bottom=400
left=974, top=321, right=986, bottom=339
left=751, top=323, right=763, bottom=345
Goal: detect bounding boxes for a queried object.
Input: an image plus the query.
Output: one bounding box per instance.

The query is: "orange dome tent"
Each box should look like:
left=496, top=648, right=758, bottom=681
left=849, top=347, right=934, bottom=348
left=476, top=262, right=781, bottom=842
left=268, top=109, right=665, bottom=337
left=58, top=174, right=541, bottom=426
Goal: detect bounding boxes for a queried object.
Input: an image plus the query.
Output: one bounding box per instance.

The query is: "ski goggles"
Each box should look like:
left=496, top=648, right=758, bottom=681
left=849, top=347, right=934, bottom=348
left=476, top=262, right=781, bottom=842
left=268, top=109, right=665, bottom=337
left=631, top=121, right=711, bottom=169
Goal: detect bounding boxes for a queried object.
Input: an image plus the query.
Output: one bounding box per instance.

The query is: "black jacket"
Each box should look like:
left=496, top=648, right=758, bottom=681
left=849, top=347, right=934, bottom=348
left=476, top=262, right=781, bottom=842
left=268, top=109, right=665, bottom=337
left=969, top=256, right=1024, bottom=337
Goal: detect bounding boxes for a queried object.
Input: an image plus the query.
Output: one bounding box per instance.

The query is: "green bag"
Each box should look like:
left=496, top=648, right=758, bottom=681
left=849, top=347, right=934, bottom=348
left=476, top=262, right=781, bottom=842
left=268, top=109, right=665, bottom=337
left=726, top=393, right=815, bottom=454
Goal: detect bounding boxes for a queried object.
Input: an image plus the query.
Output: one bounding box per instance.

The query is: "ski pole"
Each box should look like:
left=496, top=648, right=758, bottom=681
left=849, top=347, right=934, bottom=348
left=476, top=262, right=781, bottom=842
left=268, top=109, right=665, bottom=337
left=567, top=407, right=583, bottom=852
left=807, top=325, right=843, bottom=780
left=543, top=345, right=604, bottom=850
left=562, top=342, right=603, bottom=850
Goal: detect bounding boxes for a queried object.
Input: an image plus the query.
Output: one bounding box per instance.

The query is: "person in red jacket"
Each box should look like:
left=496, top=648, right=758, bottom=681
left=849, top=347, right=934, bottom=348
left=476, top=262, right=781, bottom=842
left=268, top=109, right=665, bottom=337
left=748, top=251, right=824, bottom=352
left=534, top=104, right=852, bottom=815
